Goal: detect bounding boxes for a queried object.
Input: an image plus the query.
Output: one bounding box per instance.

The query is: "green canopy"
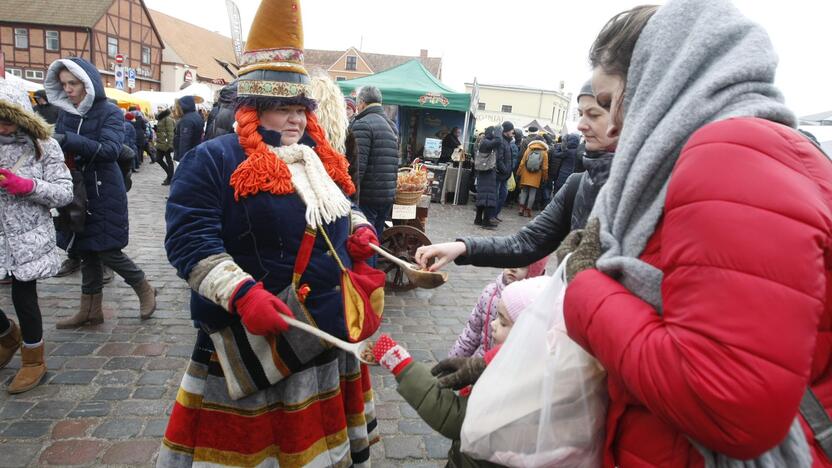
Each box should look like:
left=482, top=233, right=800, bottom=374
left=338, top=60, right=471, bottom=113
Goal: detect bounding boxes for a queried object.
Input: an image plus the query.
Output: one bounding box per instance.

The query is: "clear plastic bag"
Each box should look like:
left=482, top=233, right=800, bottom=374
left=461, top=255, right=608, bottom=467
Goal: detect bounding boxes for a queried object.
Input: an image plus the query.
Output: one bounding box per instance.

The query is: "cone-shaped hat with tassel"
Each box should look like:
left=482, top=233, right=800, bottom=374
left=236, top=0, right=314, bottom=108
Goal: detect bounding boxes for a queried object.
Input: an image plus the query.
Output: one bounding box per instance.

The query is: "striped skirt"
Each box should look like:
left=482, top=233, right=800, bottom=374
left=158, top=331, right=379, bottom=467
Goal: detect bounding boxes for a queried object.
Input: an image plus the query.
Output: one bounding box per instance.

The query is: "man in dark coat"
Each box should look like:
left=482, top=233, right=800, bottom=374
left=128, top=106, right=147, bottom=169
left=484, top=121, right=514, bottom=222
left=553, top=133, right=580, bottom=192
left=204, top=81, right=237, bottom=141
left=440, top=127, right=461, bottom=164
left=32, top=90, right=59, bottom=125
left=45, top=57, right=156, bottom=327
left=350, top=85, right=399, bottom=261
left=173, top=95, right=204, bottom=161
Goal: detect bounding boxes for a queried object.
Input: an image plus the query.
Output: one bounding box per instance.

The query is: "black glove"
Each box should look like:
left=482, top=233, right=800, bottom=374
left=430, top=357, right=486, bottom=390
left=554, top=217, right=602, bottom=282
left=52, top=133, right=66, bottom=147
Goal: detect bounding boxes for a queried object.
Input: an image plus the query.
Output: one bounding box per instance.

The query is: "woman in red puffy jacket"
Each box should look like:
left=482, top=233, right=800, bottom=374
left=558, top=0, right=832, bottom=466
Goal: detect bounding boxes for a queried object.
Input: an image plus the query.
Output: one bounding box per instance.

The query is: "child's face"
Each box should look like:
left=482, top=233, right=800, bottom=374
left=503, top=267, right=529, bottom=284
left=491, top=301, right=513, bottom=345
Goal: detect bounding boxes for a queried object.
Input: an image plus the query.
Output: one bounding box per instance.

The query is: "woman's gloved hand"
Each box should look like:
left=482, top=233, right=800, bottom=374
left=430, top=356, right=486, bottom=390
left=0, top=169, right=34, bottom=196
left=232, top=282, right=294, bottom=335
left=346, top=226, right=379, bottom=262
left=554, top=217, right=602, bottom=282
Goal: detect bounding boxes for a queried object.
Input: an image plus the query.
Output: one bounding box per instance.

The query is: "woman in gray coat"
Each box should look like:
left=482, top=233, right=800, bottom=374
left=0, top=80, right=73, bottom=394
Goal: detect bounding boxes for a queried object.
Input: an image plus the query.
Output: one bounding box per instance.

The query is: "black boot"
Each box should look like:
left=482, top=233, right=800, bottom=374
left=55, top=257, right=81, bottom=277
left=474, top=207, right=484, bottom=226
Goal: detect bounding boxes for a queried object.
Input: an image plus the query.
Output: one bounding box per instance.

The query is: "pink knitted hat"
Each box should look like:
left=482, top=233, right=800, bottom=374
left=526, top=256, right=548, bottom=278
left=501, top=276, right=548, bottom=323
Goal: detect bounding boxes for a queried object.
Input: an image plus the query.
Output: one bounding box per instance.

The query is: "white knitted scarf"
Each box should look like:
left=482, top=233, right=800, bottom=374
left=268, top=143, right=351, bottom=228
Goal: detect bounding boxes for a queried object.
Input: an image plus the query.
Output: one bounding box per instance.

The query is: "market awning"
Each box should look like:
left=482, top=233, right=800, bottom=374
left=338, top=60, right=471, bottom=113
left=104, top=88, right=152, bottom=115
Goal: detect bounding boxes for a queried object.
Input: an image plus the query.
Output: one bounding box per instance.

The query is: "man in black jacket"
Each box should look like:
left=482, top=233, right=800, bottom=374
left=32, top=90, right=59, bottom=125
left=350, top=86, right=399, bottom=264
left=173, top=95, right=204, bottom=161
left=204, top=81, right=237, bottom=141
left=492, top=121, right=514, bottom=221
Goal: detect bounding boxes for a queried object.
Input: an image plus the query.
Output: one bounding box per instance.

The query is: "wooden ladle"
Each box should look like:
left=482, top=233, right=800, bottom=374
left=369, top=243, right=449, bottom=289
left=283, top=316, right=378, bottom=366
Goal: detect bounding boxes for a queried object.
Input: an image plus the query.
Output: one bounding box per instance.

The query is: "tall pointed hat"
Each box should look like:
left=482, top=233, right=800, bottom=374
left=236, top=0, right=313, bottom=104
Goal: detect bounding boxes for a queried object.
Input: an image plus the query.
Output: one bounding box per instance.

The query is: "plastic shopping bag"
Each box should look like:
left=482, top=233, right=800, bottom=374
left=460, top=255, right=608, bottom=467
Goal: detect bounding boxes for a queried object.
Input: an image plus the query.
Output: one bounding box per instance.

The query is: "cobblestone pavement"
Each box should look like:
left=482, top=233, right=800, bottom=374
left=0, top=162, right=536, bottom=467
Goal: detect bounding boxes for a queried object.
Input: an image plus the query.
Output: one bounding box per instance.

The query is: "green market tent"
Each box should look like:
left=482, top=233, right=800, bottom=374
left=338, top=60, right=471, bottom=113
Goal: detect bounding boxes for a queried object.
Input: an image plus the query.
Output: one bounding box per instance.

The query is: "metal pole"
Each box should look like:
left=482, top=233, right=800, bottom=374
left=453, top=110, right=471, bottom=205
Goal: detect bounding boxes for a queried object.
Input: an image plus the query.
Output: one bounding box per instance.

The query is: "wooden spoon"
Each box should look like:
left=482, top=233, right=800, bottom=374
left=283, top=316, right=378, bottom=366
left=369, top=243, right=449, bottom=289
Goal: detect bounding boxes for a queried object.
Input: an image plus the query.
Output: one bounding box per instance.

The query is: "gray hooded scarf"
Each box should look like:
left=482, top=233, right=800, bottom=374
left=589, top=0, right=811, bottom=466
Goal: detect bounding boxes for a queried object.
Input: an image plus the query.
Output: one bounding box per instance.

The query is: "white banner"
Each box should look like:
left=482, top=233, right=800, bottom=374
left=225, top=0, right=244, bottom=66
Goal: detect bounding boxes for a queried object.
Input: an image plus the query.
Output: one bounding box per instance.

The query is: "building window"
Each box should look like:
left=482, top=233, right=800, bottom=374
left=501, top=105, right=513, bottom=113
left=14, top=28, right=28, bottom=49
left=45, top=31, right=60, bottom=51
left=141, top=46, right=151, bottom=64
left=25, top=70, right=44, bottom=80
left=107, top=36, right=118, bottom=58
left=346, top=56, right=357, bottom=71
left=335, top=76, right=346, bottom=81
left=7, top=68, right=22, bottom=77
left=477, top=102, right=486, bottom=111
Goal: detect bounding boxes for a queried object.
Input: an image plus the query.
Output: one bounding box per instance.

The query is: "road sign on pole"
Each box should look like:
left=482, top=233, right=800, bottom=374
left=114, top=65, right=125, bottom=90
left=115, top=54, right=124, bottom=65
left=127, top=68, right=136, bottom=90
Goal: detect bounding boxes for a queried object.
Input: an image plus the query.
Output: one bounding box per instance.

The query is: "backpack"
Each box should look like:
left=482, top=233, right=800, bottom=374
left=475, top=148, right=496, bottom=171
left=525, top=150, right=543, bottom=172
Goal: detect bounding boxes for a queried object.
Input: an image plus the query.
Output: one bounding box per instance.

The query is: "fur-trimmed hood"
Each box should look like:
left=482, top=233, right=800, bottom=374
left=44, top=57, right=106, bottom=117
left=0, top=79, right=51, bottom=140
left=527, top=140, right=549, bottom=153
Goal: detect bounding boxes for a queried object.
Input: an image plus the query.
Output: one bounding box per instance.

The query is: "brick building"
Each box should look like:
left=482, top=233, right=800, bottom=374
left=306, top=47, right=442, bottom=82
left=0, top=0, right=163, bottom=91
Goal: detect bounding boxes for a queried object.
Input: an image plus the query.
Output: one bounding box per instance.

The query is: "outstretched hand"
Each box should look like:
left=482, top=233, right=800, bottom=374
left=414, top=241, right=467, bottom=272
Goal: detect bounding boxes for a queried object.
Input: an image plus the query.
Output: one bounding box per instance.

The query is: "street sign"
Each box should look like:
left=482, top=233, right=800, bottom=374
left=114, top=65, right=124, bottom=90
left=115, top=54, right=124, bottom=65
left=183, top=70, right=193, bottom=82
left=127, top=68, right=136, bottom=89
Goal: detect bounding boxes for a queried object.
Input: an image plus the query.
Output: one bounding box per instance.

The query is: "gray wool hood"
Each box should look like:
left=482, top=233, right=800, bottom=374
left=588, top=0, right=809, bottom=466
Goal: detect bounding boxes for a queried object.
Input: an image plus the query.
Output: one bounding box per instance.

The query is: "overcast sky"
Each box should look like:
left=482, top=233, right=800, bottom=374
left=145, top=0, right=831, bottom=117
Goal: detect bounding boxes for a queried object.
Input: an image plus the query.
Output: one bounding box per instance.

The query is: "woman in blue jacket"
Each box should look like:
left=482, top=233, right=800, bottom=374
left=44, top=57, right=156, bottom=327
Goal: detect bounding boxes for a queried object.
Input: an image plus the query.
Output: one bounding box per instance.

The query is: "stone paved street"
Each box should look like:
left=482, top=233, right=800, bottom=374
left=0, top=162, right=535, bottom=467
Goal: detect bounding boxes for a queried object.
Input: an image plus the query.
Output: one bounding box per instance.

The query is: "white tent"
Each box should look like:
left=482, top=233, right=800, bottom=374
left=4, top=73, right=42, bottom=92
left=133, top=83, right=215, bottom=114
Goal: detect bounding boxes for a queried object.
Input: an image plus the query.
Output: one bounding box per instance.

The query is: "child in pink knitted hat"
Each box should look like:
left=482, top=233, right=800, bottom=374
left=490, top=275, right=549, bottom=346
left=448, top=256, right=548, bottom=358
left=371, top=275, right=549, bottom=466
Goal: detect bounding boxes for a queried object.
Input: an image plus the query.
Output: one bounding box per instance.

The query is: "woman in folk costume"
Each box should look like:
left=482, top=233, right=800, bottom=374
left=158, top=1, right=381, bottom=466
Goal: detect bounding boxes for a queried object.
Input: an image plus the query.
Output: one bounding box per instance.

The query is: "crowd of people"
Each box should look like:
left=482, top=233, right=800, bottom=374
left=0, top=0, right=830, bottom=466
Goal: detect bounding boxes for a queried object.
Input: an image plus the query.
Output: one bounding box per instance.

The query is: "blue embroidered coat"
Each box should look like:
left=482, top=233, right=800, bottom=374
left=165, top=130, right=356, bottom=340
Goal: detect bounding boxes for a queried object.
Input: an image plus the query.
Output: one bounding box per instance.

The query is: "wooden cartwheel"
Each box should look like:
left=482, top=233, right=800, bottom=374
left=377, top=225, right=432, bottom=291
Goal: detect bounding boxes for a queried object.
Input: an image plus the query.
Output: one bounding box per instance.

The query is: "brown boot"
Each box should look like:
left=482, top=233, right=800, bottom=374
left=0, top=320, right=21, bottom=369
left=132, top=279, right=157, bottom=320
left=525, top=208, right=533, bottom=217
left=56, top=293, right=104, bottom=329
left=8, top=342, right=46, bottom=394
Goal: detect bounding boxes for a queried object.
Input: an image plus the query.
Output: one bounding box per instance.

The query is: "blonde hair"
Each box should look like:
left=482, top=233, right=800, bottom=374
left=309, top=74, right=348, bottom=153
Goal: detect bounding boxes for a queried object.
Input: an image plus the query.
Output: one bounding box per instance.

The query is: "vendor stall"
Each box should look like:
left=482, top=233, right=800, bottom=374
left=104, top=88, right=152, bottom=115
left=338, top=60, right=472, bottom=164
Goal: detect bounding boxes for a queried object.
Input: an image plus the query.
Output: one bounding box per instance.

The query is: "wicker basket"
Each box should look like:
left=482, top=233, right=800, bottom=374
left=395, top=190, right=424, bottom=205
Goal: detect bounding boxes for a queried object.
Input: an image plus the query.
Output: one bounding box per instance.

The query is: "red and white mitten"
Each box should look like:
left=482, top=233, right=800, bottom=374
left=372, top=334, right=412, bottom=375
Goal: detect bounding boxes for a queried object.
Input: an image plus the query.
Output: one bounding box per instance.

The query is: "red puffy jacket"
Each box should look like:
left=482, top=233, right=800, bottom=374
left=564, top=117, right=832, bottom=467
